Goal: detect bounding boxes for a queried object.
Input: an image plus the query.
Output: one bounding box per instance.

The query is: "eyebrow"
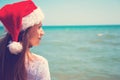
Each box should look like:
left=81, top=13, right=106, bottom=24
left=38, top=23, right=42, bottom=28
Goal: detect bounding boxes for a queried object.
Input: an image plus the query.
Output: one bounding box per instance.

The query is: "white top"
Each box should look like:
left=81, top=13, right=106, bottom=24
left=25, top=53, right=51, bottom=80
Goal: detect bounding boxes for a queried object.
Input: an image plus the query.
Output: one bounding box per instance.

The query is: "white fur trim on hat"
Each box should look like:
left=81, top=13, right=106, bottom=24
left=7, top=41, right=23, bottom=55
left=22, top=7, right=44, bottom=30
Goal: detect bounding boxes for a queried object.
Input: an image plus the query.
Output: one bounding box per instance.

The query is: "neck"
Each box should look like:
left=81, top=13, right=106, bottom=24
left=25, top=48, right=33, bottom=62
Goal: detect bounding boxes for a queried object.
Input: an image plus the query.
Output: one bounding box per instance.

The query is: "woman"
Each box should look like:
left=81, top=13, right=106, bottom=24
left=0, top=0, right=50, bottom=80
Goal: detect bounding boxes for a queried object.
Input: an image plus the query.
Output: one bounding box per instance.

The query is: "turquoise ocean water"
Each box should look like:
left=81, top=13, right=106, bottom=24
left=0, top=25, right=120, bottom=80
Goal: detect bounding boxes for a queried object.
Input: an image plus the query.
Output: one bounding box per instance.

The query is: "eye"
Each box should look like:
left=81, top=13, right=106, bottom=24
left=38, top=26, right=41, bottom=29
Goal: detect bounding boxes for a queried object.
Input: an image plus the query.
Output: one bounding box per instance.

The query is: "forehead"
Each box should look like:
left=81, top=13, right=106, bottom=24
left=34, top=23, right=42, bottom=27
left=31, top=23, right=42, bottom=29
left=28, top=23, right=42, bottom=32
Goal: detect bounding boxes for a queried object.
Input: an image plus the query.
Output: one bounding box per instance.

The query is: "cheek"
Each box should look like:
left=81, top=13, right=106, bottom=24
left=29, top=30, right=38, bottom=38
left=28, top=31, right=40, bottom=46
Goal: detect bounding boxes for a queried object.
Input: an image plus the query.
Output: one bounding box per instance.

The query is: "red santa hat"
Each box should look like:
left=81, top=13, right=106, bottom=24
left=0, top=0, right=44, bottom=54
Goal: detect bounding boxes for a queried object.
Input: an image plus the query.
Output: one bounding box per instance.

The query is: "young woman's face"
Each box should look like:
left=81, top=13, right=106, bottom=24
left=28, top=23, right=44, bottom=46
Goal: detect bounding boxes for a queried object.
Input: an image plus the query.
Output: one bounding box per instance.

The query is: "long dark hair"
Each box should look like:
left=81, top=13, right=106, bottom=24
left=0, top=28, right=30, bottom=80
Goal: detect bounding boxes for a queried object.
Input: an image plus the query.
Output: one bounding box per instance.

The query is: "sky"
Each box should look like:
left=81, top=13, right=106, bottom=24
left=0, top=0, right=120, bottom=25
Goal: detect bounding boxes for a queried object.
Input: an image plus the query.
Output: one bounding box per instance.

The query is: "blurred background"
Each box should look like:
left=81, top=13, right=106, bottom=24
left=0, top=0, right=120, bottom=80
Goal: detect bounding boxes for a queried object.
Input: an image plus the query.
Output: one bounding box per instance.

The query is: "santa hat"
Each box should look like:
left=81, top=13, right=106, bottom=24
left=0, top=0, right=44, bottom=54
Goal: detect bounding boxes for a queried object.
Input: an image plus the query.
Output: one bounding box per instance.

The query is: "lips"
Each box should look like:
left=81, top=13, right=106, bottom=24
left=38, top=37, right=41, bottom=40
left=38, top=36, right=42, bottom=40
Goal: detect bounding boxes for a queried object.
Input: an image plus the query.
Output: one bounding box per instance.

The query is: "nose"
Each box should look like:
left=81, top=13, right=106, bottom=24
left=40, top=28, right=45, bottom=36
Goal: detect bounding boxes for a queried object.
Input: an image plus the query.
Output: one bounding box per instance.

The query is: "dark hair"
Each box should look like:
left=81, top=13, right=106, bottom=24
left=0, top=28, right=30, bottom=80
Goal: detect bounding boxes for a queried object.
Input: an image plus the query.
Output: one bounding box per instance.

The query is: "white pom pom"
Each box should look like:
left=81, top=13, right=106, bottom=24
left=7, top=41, right=23, bottom=55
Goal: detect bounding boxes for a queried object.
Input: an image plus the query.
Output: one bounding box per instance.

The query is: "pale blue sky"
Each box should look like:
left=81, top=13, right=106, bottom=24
left=0, top=0, right=120, bottom=25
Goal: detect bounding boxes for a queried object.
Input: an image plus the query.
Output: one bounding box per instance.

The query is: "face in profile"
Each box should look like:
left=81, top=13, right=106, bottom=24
left=28, top=23, right=44, bottom=47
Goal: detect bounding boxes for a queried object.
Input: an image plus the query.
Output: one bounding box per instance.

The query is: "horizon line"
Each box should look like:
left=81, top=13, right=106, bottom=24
left=0, top=24, right=120, bottom=27
left=43, top=24, right=120, bottom=26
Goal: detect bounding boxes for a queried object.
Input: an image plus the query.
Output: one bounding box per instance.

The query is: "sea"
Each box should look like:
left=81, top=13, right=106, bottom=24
left=0, top=25, right=120, bottom=80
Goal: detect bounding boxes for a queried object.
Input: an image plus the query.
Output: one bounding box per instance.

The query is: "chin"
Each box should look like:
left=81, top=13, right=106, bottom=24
left=31, top=40, right=41, bottom=46
left=34, top=43, right=40, bottom=46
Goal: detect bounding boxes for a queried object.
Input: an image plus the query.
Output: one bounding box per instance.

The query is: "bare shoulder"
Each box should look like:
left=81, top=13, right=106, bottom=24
left=31, top=53, right=48, bottom=64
